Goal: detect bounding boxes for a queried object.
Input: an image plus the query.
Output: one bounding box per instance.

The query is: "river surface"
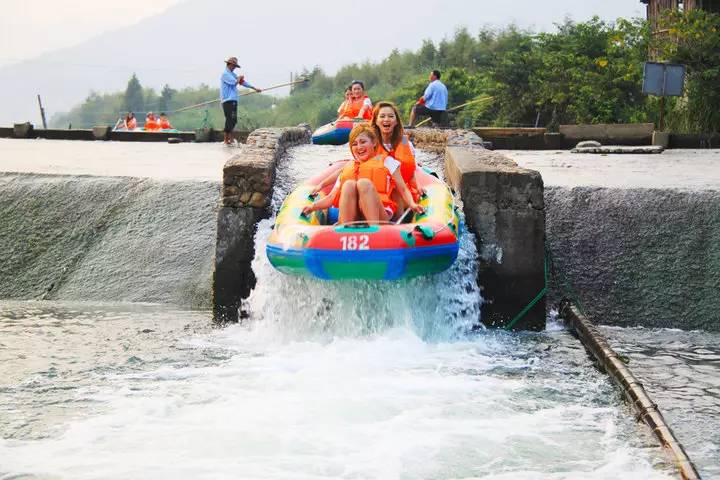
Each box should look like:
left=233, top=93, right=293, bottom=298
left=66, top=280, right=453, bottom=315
left=0, top=141, right=718, bottom=478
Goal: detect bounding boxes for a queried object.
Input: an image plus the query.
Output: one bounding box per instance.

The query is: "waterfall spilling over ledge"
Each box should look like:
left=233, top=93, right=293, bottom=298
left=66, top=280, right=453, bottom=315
left=0, top=172, right=218, bottom=307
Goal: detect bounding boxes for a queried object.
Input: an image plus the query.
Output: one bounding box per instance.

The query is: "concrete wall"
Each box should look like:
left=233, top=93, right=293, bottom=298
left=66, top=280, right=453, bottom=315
left=213, top=126, right=310, bottom=322
left=559, top=123, right=654, bottom=147
left=0, top=123, right=251, bottom=143
left=441, top=131, right=546, bottom=330
left=545, top=187, right=720, bottom=331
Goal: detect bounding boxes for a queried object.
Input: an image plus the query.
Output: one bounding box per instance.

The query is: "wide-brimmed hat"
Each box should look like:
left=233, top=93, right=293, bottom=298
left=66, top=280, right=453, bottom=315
left=225, top=56, right=239, bottom=66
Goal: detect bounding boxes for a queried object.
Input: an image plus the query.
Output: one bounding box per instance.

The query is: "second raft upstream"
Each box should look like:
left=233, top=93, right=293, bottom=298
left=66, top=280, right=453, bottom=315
left=266, top=160, right=461, bottom=280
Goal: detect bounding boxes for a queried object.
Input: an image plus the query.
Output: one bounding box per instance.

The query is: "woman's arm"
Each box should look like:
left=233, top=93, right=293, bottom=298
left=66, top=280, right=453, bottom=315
left=309, top=169, right=342, bottom=195
left=410, top=171, right=426, bottom=197
left=357, top=97, right=372, bottom=119
left=302, top=184, right=339, bottom=215
left=392, top=170, right=424, bottom=214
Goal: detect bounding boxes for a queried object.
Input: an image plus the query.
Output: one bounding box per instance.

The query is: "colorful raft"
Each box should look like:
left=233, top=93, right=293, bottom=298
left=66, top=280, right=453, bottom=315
left=266, top=161, right=461, bottom=280
left=311, top=120, right=362, bottom=145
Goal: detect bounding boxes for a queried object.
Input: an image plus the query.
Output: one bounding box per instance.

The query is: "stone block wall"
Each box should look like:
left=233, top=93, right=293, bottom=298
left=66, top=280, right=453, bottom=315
left=213, top=127, right=310, bottom=322
left=444, top=140, right=546, bottom=331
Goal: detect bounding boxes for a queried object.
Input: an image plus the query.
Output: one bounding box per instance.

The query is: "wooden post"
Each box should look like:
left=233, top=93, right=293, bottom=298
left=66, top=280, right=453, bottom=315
left=37, top=95, right=47, bottom=129
left=659, top=96, right=666, bottom=132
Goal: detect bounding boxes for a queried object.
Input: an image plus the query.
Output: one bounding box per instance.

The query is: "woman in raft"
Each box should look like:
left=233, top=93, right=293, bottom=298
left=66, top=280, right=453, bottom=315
left=337, top=86, right=352, bottom=117
left=302, top=123, right=423, bottom=224
left=158, top=113, right=173, bottom=130
left=337, top=80, right=373, bottom=121
left=114, top=112, right=137, bottom=131
left=370, top=101, right=423, bottom=213
left=310, top=102, right=423, bottom=218
left=144, top=112, right=160, bottom=131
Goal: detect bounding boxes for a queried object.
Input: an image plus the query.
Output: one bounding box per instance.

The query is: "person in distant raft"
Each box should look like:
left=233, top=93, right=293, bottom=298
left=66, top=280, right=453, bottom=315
left=337, top=86, right=352, bottom=117
left=337, top=80, right=373, bottom=121
left=408, top=69, right=448, bottom=127
left=144, top=112, right=160, bottom=131
left=158, top=113, right=173, bottom=130
left=220, top=56, right=262, bottom=145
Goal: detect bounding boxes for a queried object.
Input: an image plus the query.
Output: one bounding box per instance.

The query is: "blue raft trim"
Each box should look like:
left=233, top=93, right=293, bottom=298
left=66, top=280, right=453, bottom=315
left=311, top=126, right=353, bottom=145
left=267, top=243, right=460, bottom=280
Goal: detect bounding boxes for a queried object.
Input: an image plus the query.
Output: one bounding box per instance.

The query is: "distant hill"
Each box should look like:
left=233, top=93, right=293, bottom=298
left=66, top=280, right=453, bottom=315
left=0, top=0, right=452, bottom=126
left=0, top=0, right=645, bottom=127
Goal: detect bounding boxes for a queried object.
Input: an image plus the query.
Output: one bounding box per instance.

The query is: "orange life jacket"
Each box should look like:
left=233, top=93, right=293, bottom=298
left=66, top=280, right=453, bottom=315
left=159, top=118, right=172, bottom=129
left=377, top=135, right=419, bottom=201
left=334, top=154, right=396, bottom=210
left=339, top=95, right=372, bottom=120
left=145, top=117, right=159, bottom=131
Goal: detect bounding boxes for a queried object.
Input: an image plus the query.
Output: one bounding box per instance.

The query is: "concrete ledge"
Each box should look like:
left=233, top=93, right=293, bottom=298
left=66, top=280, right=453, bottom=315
left=408, top=128, right=485, bottom=153
left=652, top=131, right=670, bottom=148
left=110, top=131, right=196, bottom=142
left=473, top=127, right=547, bottom=137
left=669, top=133, right=720, bottom=149
left=92, top=126, right=111, bottom=141
left=13, top=123, right=33, bottom=138
left=37, top=129, right=95, bottom=140
left=213, top=126, right=311, bottom=322
left=0, top=127, right=251, bottom=143
left=559, top=123, right=654, bottom=147
left=571, top=145, right=665, bottom=154
left=445, top=146, right=546, bottom=330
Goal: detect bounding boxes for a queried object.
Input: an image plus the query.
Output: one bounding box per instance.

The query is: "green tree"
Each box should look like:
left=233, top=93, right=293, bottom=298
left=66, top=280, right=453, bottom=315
left=158, top=84, right=176, bottom=113
left=653, top=9, right=720, bottom=133
left=122, top=74, right=144, bottom=114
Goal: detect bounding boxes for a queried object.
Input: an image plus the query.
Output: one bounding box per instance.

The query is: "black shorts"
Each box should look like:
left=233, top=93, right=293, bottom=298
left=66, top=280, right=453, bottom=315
left=413, top=104, right=446, bottom=124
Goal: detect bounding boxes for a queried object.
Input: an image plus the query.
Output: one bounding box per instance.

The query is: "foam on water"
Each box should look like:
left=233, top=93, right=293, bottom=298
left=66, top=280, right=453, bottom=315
left=0, top=145, right=680, bottom=479
left=0, top=307, right=674, bottom=479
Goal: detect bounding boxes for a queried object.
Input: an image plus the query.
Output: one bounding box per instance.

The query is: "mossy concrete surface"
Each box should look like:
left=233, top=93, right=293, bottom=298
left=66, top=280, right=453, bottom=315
left=546, top=187, right=720, bottom=330
left=0, top=173, right=218, bottom=307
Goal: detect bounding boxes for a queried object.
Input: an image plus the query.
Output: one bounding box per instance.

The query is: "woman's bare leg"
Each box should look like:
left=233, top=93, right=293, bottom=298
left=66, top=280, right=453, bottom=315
left=390, top=189, right=406, bottom=221
left=356, top=179, right=390, bottom=223
left=338, top=180, right=359, bottom=223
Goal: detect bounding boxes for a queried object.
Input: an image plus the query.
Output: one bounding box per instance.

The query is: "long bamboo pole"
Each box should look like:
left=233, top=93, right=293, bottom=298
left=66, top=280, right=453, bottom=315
left=415, top=95, right=494, bottom=128
left=560, top=301, right=701, bottom=480
left=172, top=78, right=309, bottom=113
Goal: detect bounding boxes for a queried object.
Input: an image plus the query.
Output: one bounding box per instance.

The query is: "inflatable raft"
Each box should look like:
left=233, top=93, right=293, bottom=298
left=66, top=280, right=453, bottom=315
left=266, top=161, right=461, bottom=280
left=311, top=120, right=362, bottom=145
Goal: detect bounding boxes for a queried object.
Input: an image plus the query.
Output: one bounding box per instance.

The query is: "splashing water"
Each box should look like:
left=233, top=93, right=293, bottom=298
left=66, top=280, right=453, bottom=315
left=0, top=144, right=679, bottom=479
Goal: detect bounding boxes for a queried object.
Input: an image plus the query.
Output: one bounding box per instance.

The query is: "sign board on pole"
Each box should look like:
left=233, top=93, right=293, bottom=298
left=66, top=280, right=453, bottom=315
left=642, top=62, right=686, bottom=96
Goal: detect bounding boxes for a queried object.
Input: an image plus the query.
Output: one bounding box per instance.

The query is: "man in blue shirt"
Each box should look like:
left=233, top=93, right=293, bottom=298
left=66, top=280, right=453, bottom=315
left=221, top=56, right=262, bottom=145
left=408, top=70, right=448, bottom=127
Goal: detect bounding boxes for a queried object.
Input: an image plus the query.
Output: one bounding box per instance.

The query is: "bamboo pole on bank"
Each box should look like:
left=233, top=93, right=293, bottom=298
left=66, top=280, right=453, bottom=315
left=559, top=301, right=701, bottom=480
left=415, top=95, right=494, bottom=128
left=172, top=78, right=309, bottom=114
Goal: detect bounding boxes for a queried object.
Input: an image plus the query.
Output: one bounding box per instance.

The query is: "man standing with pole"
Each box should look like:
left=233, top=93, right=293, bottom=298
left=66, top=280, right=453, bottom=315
left=220, top=56, right=262, bottom=145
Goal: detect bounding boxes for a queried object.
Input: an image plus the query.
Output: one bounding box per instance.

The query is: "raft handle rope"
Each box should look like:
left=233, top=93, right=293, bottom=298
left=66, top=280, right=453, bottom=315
left=503, top=250, right=549, bottom=331
left=501, top=241, right=590, bottom=330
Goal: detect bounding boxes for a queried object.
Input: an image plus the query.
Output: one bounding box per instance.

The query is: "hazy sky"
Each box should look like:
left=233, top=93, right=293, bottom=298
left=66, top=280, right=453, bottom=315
left=0, top=0, right=179, bottom=66
left=0, top=0, right=646, bottom=67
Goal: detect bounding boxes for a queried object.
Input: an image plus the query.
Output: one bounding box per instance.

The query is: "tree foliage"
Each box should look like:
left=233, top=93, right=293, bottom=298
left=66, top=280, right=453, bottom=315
left=51, top=13, right=720, bottom=134
left=122, top=74, right=144, bottom=114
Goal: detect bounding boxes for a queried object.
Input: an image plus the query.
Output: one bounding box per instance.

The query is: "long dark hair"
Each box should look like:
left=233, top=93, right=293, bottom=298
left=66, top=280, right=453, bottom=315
left=371, top=101, right=405, bottom=152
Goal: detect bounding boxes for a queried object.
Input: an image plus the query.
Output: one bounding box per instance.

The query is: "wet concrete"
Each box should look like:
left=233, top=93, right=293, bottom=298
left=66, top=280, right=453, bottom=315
left=504, top=149, right=720, bottom=331
left=502, top=149, right=720, bottom=190
left=0, top=138, right=237, bottom=181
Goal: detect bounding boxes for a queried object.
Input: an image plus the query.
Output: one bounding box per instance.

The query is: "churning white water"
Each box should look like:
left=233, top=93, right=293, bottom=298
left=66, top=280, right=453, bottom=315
left=0, top=144, right=679, bottom=479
